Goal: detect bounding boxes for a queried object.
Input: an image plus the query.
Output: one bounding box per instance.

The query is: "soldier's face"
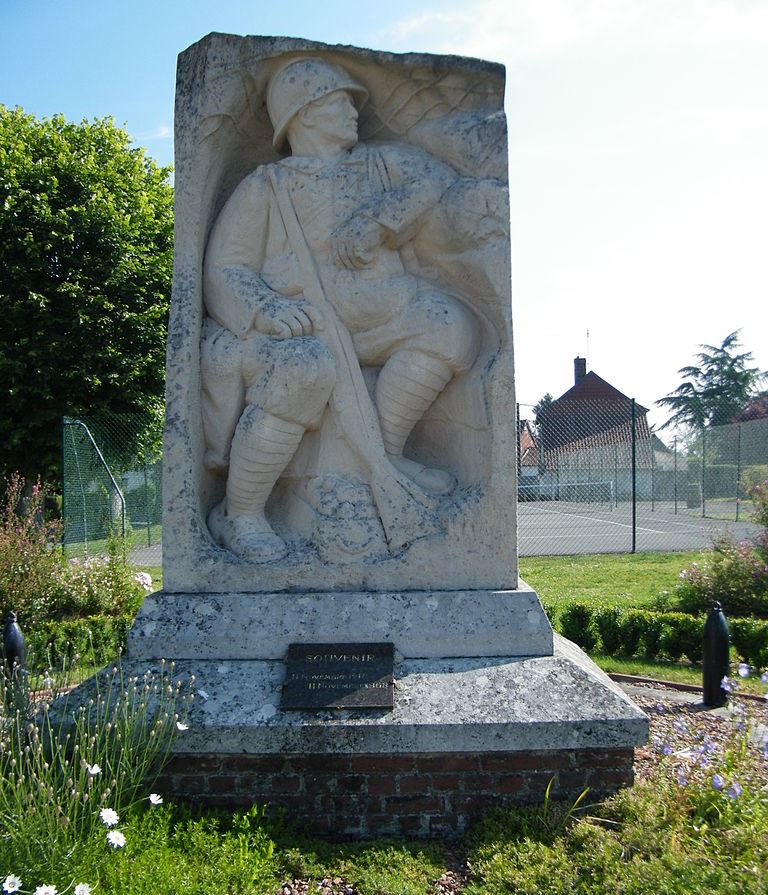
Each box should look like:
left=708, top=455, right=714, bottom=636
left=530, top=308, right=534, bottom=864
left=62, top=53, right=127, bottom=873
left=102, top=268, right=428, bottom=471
left=302, top=90, right=359, bottom=149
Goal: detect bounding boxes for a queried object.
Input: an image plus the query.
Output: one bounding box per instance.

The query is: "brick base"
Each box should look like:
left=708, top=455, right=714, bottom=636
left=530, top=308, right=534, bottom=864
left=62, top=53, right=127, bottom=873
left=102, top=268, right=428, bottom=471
left=157, top=748, right=635, bottom=838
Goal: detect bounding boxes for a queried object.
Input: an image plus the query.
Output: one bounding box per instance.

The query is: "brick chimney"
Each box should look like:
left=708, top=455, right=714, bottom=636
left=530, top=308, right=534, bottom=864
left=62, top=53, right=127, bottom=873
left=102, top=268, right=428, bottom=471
left=574, top=356, right=587, bottom=385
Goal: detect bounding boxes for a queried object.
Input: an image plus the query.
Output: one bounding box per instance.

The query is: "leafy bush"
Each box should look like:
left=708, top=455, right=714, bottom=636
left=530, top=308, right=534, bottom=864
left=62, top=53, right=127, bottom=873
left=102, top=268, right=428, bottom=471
left=729, top=617, right=768, bottom=667
left=672, top=479, right=768, bottom=618
left=559, top=603, right=597, bottom=651
left=740, top=464, right=768, bottom=495
left=556, top=602, right=768, bottom=666
left=0, top=475, right=150, bottom=633
left=659, top=613, right=703, bottom=664
left=593, top=607, right=624, bottom=655
left=25, top=613, right=135, bottom=670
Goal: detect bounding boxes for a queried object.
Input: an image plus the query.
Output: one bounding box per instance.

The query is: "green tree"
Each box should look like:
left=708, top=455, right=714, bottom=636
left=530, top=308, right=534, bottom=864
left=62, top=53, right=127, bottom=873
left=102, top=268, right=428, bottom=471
left=0, top=106, right=173, bottom=484
left=657, top=331, right=765, bottom=431
left=533, top=392, right=553, bottom=422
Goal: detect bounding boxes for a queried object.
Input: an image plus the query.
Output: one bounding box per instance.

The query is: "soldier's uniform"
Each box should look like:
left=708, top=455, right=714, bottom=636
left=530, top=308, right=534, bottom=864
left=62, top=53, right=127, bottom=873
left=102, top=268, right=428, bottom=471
left=200, top=57, right=479, bottom=561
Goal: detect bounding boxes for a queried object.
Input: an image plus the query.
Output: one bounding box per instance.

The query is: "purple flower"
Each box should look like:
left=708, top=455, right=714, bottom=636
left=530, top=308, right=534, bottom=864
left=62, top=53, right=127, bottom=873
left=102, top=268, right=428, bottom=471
left=738, top=663, right=750, bottom=678
left=655, top=703, right=665, bottom=714
left=661, top=742, right=673, bottom=756
left=727, top=782, right=743, bottom=799
left=673, top=717, right=689, bottom=734
left=712, top=774, right=726, bottom=791
left=761, top=671, right=768, bottom=685
left=676, top=768, right=688, bottom=787
left=721, top=676, right=733, bottom=693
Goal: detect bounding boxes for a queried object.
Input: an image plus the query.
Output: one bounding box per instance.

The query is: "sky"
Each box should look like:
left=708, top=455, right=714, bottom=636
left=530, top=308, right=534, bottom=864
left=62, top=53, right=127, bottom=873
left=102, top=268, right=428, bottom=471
left=3, top=0, right=767, bottom=432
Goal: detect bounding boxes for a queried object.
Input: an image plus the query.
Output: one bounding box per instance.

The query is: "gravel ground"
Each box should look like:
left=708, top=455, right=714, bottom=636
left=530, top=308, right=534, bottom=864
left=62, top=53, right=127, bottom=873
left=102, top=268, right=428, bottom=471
left=629, top=685, right=768, bottom=786
left=276, top=684, right=768, bottom=895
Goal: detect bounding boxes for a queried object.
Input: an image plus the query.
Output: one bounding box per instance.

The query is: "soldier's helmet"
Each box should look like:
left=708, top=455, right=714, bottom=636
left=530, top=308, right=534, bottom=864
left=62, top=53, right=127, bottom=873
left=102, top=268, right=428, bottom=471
left=267, top=57, right=369, bottom=150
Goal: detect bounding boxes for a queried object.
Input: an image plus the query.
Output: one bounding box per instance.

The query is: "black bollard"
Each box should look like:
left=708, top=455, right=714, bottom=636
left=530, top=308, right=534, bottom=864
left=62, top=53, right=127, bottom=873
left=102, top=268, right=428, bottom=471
left=2, top=611, right=26, bottom=674
left=702, top=601, right=730, bottom=707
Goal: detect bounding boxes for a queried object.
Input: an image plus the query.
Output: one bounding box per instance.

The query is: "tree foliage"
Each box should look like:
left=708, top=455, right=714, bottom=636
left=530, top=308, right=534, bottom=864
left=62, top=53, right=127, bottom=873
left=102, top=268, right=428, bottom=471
left=0, top=106, right=173, bottom=484
left=533, top=392, right=553, bottom=421
left=657, top=331, right=765, bottom=431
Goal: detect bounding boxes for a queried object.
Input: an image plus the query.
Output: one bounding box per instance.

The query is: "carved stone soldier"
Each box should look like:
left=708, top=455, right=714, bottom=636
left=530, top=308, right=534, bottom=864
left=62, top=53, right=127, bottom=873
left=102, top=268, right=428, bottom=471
left=201, top=57, right=479, bottom=562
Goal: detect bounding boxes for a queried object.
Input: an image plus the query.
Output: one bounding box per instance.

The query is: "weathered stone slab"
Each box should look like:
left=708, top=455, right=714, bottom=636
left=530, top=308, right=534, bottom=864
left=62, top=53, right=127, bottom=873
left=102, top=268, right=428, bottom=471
left=128, top=581, right=553, bottom=660
left=165, top=33, right=516, bottom=594
left=121, top=636, right=647, bottom=755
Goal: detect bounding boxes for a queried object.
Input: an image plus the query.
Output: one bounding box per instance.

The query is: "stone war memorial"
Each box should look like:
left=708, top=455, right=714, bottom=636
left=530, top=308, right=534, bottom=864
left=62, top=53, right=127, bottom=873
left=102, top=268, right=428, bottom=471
left=126, top=32, right=648, bottom=837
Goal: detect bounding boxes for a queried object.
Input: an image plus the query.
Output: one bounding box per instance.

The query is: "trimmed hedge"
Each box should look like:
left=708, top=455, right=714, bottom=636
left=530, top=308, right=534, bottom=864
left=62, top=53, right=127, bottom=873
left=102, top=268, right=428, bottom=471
left=23, top=612, right=134, bottom=670
left=553, top=602, right=768, bottom=668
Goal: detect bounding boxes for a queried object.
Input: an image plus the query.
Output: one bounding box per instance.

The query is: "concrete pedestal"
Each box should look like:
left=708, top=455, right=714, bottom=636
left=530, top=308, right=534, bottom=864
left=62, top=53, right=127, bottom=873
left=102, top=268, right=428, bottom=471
left=126, top=612, right=648, bottom=836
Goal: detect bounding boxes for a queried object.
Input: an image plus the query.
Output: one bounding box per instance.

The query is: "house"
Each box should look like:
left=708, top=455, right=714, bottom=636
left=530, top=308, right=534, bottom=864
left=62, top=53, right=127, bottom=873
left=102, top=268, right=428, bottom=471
left=528, top=358, right=657, bottom=501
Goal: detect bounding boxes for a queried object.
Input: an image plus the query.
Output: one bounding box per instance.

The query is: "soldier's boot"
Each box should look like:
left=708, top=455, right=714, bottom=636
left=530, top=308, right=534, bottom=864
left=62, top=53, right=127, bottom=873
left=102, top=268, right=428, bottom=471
left=208, top=406, right=304, bottom=563
left=375, top=350, right=456, bottom=495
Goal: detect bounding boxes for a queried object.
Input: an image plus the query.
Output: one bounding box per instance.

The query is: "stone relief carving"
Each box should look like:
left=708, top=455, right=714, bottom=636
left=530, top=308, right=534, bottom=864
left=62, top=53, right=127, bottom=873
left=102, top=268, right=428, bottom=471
left=198, top=54, right=508, bottom=566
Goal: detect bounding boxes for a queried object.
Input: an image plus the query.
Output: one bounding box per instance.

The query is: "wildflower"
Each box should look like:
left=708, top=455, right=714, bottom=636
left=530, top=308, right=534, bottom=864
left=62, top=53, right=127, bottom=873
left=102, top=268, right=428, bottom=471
left=33, top=887, right=57, bottom=895
left=761, top=671, right=768, bottom=685
left=661, top=742, right=673, bottom=756
left=86, top=763, right=101, bottom=776
left=74, top=885, right=91, bottom=895
left=134, top=572, right=153, bottom=592
left=673, top=717, right=689, bottom=734
left=712, top=774, right=726, bottom=790
left=655, top=703, right=665, bottom=714
left=727, top=782, right=743, bottom=799
left=3, top=876, right=22, bottom=894
left=106, top=830, right=126, bottom=848
left=99, top=807, right=119, bottom=827
left=676, top=768, right=688, bottom=786
left=149, top=793, right=163, bottom=805
left=721, top=676, right=733, bottom=693
left=738, top=663, right=750, bottom=678
left=176, top=721, right=189, bottom=731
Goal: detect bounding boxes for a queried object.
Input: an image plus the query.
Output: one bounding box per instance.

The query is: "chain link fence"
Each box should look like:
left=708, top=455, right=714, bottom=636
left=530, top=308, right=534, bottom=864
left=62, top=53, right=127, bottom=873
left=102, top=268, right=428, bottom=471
left=60, top=405, right=767, bottom=564
left=518, top=400, right=767, bottom=556
left=61, top=416, right=162, bottom=565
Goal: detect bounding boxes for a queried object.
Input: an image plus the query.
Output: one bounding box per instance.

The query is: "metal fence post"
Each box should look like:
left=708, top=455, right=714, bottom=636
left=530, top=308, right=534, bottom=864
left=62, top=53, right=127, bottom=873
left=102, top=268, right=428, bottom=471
left=673, top=435, right=678, bottom=514
left=735, top=423, right=742, bottom=522
left=701, top=428, right=707, bottom=518
left=631, top=399, right=637, bottom=553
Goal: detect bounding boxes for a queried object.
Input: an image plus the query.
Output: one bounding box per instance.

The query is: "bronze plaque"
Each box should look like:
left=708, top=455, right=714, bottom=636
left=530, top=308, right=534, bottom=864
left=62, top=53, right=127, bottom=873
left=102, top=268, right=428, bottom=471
left=281, top=642, right=394, bottom=710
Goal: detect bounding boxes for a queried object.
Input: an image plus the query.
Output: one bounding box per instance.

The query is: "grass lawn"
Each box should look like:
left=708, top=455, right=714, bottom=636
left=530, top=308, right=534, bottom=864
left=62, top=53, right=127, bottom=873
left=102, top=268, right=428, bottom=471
left=519, top=550, right=707, bottom=615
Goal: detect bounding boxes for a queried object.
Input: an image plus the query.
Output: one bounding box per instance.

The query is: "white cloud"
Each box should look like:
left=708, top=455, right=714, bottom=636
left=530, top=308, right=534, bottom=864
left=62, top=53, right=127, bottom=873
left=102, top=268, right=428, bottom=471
left=136, top=123, right=173, bottom=141
left=387, top=0, right=768, bottom=63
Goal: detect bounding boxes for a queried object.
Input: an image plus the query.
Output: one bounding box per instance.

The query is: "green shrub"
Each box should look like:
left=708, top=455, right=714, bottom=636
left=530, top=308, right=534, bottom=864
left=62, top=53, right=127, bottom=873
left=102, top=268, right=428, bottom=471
left=740, top=464, right=768, bottom=494
left=0, top=474, right=150, bottom=633
left=556, top=603, right=768, bottom=666
left=660, top=613, right=702, bottom=664
left=729, top=617, right=768, bottom=667
left=619, top=610, right=648, bottom=657
left=559, top=603, right=597, bottom=652
left=593, top=607, right=624, bottom=655
left=671, top=479, right=768, bottom=618
left=24, top=613, right=134, bottom=670
left=638, top=611, right=665, bottom=660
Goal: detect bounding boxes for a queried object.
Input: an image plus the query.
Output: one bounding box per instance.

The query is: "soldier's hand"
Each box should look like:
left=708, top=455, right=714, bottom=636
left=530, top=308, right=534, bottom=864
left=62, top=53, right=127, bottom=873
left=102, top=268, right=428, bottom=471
left=331, top=215, right=383, bottom=270
left=253, top=296, right=324, bottom=339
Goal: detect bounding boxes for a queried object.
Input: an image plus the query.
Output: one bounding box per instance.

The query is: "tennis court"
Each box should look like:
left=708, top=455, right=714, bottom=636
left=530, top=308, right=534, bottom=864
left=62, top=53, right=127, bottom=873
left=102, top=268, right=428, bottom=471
left=518, top=498, right=760, bottom=556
